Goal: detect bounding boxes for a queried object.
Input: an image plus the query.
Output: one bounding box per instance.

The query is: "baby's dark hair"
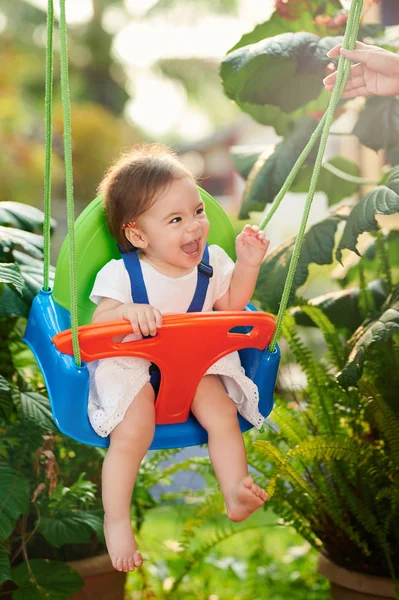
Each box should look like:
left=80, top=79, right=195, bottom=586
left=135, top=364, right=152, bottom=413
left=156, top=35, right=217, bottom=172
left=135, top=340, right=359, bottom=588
left=99, top=143, right=193, bottom=250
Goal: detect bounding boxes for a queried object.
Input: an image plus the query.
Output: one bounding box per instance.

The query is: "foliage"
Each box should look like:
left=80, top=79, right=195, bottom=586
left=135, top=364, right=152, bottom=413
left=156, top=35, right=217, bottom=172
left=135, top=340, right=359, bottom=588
left=221, top=0, right=399, bottom=589
left=124, top=470, right=330, bottom=600
left=0, top=203, right=183, bottom=599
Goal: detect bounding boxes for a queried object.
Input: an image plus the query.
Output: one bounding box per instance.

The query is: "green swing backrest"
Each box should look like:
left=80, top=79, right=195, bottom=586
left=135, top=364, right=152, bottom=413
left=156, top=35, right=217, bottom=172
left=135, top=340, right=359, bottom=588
left=52, top=187, right=237, bottom=325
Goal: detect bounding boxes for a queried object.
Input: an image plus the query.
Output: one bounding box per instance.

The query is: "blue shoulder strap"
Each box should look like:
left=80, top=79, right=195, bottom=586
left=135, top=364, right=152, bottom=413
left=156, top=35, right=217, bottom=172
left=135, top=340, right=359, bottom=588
left=120, top=245, right=213, bottom=312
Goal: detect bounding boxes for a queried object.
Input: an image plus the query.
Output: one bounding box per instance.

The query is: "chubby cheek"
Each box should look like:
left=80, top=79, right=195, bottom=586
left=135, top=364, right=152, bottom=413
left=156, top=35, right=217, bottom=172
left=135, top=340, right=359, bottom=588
left=202, top=217, right=210, bottom=239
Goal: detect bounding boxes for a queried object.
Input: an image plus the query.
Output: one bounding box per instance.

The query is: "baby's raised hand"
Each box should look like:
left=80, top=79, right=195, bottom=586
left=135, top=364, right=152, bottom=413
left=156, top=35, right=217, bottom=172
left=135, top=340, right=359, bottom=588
left=121, top=303, right=163, bottom=337
left=236, top=225, right=269, bottom=268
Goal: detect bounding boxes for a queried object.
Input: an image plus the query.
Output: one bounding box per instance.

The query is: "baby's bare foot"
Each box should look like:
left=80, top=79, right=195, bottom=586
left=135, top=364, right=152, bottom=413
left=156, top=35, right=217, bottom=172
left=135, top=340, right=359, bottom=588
left=104, top=516, right=143, bottom=572
left=226, top=475, right=268, bottom=522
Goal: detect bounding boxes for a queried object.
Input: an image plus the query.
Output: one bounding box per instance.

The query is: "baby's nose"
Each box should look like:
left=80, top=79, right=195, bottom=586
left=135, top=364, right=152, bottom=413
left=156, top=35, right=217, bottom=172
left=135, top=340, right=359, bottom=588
left=187, top=219, right=201, bottom=232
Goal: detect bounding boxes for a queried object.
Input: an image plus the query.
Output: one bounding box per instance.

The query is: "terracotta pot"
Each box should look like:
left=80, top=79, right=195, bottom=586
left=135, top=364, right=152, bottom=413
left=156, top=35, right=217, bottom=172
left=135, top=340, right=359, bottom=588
left=67, top=553, right=127, bottom=600
left=318, top=554, right=396, bottom=600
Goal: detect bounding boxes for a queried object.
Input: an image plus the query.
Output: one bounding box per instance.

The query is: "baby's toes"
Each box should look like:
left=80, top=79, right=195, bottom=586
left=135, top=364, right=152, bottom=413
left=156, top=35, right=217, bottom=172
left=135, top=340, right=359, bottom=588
left=133, top=551, right=143, bottom=567
left=115, top=557, right=123, bottom=572
left=128, top=556, right=136, bottom=571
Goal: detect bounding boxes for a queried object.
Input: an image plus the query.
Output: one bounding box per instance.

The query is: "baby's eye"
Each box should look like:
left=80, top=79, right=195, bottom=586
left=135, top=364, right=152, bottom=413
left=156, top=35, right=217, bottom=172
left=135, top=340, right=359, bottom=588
left=196, top=207, right=205, bottom=215
left=170, top=216, right=182, bottom=224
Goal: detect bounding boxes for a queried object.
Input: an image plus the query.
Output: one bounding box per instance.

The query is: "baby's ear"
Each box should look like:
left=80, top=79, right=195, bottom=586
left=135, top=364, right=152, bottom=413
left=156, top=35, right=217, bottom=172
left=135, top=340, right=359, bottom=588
left=124, top=226, right=148, bottom=249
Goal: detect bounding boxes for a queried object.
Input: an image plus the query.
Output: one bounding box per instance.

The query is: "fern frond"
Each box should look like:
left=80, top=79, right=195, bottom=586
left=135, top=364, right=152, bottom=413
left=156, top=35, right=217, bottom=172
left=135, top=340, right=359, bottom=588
left=168, top=524, right=268, bottom=597
left=266, top=476, right=277, bottom=499
left=272, top=499, right=320, bottom=550
left=375, top=231, right=392, bottom=295
left=364, top=388, right=399, bottom=464
left=253, top=440, right=316, bottom=499
left=287, top=436, right=373, bottom=465
left=270, top=403, right=309, bottom=446
left=298, top=304, right=346, bottom=370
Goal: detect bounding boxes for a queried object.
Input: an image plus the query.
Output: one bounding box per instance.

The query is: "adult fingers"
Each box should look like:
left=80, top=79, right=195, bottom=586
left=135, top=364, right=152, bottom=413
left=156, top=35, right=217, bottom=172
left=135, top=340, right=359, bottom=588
left=340, top=86, right=370, bottom=99
left=323, top=63, right=364, bottom=88
left=327, top=41, right=373, bottom=59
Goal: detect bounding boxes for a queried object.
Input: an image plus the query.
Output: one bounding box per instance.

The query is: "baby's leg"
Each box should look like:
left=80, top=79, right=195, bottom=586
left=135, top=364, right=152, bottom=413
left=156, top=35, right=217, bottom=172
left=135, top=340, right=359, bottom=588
left=102, top=382, right=155, bottom=572
left=191, top=375, right=268, bottom=522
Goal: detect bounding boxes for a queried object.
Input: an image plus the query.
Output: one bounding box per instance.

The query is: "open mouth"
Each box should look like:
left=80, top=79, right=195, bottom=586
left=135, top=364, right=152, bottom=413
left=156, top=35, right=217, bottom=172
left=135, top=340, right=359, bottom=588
left=181, top=239, right=201, bottom=257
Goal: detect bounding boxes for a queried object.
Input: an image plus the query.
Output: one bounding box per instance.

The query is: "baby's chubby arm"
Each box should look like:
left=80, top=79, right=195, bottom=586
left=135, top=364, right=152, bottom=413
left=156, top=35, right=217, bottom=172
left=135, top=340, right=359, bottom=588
left=214, top=225, right=270, bottom=312
left=92, top=297, right=162, bottom=337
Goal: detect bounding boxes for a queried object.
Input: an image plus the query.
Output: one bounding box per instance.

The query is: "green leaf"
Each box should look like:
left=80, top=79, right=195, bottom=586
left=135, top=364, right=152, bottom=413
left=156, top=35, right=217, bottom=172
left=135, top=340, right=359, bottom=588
left=292, top=279, right=388, bottom=332
left=291, top=156, right=361, bottom=206
left=0, top=463, right=30, bottom=542
left=0, top=544, right=11, bottom=586
left=231, top=141, right=360, bottom=217
left=37, top=511, right=103, bottom=547
left=11, top=559, right=84, bottom=600
left=12, top=389, right=56, bottom=433
left=238, top=89, right=332, bottom=136
left=256, top=215, right=341, bottom=312
left=229, top=145, right=266, bottom=180
left=0, top=263, right=24, bottom=295
left=221, top=32, right=339, bottom=132
left=353, top=96, right=399, bottom=155
left=0, top=227, right=43, bottom=261
left=338, top=286, right=399, bottom=387
left=0, top=252, right=51, bottom=319
left=228, top=10, right=317, bottom=54
left=0, top=202, right=55, bottom=234
left=0, top=375, right=14, bottom=421
left=239, top=117, right=319, bottom=218
left=336, top=167, right=399, bottom=262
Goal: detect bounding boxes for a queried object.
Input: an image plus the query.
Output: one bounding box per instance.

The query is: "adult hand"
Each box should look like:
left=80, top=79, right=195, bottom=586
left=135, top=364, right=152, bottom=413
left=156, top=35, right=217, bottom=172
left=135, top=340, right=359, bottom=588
left=121, top=303, right=163, bottom=337
left=323, top=41, right=399, bottom=98
left=235, top=225, right=269, bottom=268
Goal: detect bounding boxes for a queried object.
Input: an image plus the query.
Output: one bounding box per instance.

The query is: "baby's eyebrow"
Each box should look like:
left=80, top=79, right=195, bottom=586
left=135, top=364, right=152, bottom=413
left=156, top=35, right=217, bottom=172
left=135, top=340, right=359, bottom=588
left=162, top=211, right=180, bottom=221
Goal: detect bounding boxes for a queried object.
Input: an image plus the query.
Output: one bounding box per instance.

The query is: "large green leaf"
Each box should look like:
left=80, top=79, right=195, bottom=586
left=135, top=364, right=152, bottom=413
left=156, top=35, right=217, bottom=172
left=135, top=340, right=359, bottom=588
left=0, top=252, right=51, bottom=319
left=0, top=545, right=11, bottom=586
left=232, top=140, right=360, bottom=217
left=256, top=215, right=342, bottom=312
left=0, top=202, right=55, bottom=234
left=239, top=117, right=319, bottom=218
left=0, top=264, right=24, bottom=295
left=0, top=226, right=43, bottom=261
left=338, top=286, right=399, bottom=387
left=336, top=167, right=399, bottom=262
left=0, top=375, right=14, bottom=422
left=0, top=463, right=30, bottom=542
left=37, top=511, right=103, bottom=547
left=11, top=559, right=83, bottom=600
left=291, top=156, right=361, bottom=207
left=353, top=97, right=399, bottom=159
left=292, top=279, right=387, bottom=332
left=220, top=32, right=339, bottom=132
left=228, top=9, right=318, bottom=53
left=12, top=389, right=56, bottom=433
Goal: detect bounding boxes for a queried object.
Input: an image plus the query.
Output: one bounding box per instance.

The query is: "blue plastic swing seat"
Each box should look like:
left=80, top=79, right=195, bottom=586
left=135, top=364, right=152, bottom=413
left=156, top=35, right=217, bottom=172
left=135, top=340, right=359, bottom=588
left=23, top=188, right=280, bottom=449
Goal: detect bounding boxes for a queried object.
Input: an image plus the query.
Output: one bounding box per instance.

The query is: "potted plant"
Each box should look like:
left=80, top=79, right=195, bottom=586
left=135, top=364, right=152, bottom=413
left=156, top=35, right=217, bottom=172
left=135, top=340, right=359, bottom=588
left=220, top=0, right=399, bottom=597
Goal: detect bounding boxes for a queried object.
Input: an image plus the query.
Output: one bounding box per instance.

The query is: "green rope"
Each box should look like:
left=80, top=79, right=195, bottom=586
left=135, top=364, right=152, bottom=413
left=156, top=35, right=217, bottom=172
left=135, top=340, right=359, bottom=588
left=58, top=0, right=81, bottom=366
left=267, top=0, right=364, bottom=352
left=42, top=0, right=54, bottom=292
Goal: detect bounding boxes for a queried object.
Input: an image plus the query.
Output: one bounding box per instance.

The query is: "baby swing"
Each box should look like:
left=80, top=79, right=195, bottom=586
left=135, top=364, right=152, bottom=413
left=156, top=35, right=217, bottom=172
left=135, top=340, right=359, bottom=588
left=24, top=0, right=363, bottom=450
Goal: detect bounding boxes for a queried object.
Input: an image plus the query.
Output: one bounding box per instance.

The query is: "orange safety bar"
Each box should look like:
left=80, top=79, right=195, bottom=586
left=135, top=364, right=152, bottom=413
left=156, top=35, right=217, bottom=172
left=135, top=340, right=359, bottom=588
left=53, top=312, right=276, bottom=425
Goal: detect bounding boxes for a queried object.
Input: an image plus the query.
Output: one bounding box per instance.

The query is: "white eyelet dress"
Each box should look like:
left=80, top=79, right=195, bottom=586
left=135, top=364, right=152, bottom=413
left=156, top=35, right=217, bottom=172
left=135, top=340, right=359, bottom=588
left=87, top=245, right=264, bottom=437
